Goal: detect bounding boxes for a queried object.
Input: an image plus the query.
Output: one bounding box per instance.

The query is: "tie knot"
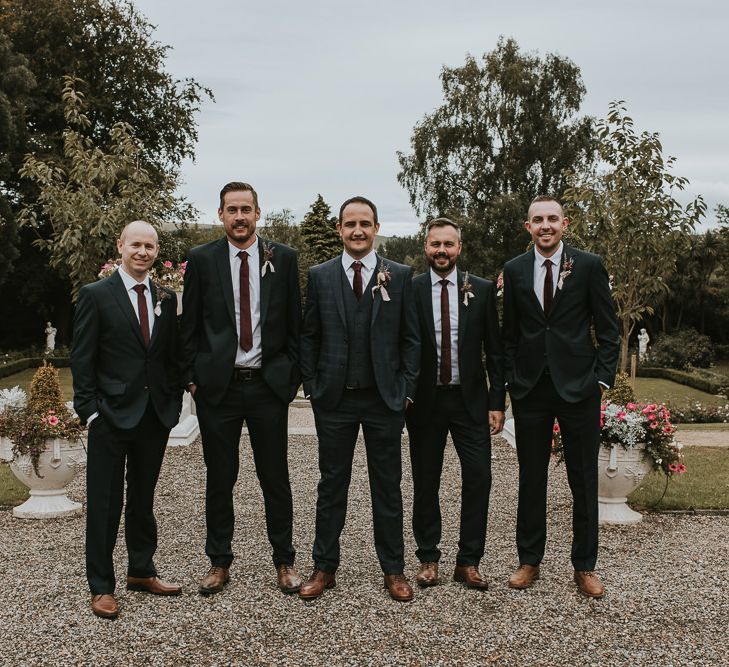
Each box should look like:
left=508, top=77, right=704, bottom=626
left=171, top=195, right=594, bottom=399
left=440, top=279, right=449, bottom=287
left=132, top=284, right=146, bottom=295
left=543, top=259, right=553, bottom=268
left=238, top=250, right=248, bottom=261
left=352, top=261, right=363, bottom=272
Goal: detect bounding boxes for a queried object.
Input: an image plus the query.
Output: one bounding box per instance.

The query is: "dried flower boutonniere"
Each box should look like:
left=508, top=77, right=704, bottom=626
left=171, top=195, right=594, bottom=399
left=153, top=283, right=171, bottom=316
left=371, top=259, right=392, bottom=302
left=461, top=271, right=475, bottom=306
left=557, top=255, right=574, bottom=291
left=261, top=241, right=275, bottom=277
left=496, top=270, right=504, bottom=298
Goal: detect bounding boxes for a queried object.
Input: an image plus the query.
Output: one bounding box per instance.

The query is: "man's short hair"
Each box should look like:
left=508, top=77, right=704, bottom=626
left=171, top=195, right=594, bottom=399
left=338, top=196, right=378, bottom=225
left=219, top=182, right=259, bottom=210
left=425, top=217, right=462, bottom=240
left=529, top=195, right=564, bottom=215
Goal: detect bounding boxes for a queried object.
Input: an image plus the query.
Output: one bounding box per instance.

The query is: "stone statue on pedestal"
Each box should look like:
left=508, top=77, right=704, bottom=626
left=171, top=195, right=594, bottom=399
left=637, top=328, right=649, bottom=362
left=45, top=322, right=57, bottom=353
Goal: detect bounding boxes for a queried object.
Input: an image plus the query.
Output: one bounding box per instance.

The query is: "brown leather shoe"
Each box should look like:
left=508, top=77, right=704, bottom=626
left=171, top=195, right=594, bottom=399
left=574, top=570, right=605, bottom=599
left=415, top=562, right=439, bottom=587
left=299, top=569, right=336, bottom=599
left=276, top=564, right=302, bottom=594
left=453, top=565, right=489, bottom=590
left=126, top=576, right=182, bottom=596
left=384, top=574, right=414, bottom=602
left=91, top=593, right=118, bottom=619
left=198, top=566, right=230, bottom=595
left=508, top=564, right=540, bottom=589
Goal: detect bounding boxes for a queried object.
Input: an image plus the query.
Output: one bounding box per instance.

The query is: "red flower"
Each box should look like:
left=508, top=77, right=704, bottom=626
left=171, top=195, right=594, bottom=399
left=553, top=422, right=560, bottom=433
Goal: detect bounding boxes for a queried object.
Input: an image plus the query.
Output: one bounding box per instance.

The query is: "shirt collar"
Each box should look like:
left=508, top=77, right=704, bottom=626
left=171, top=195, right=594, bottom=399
left=342, top=248, right=377, bottom=271
left=535, top=241, right=563, bottom=267
left=430, top=267, right=457, bottom=286
left=118, top=265, right=151, bottom=292
left=229, top=236, right=259, bottom=260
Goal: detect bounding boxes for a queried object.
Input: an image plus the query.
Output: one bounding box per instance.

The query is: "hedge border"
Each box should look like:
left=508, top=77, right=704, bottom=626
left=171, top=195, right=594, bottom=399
left=638, top=366, right=729, bottom=396
left=0, top=357, right=70, bottom=381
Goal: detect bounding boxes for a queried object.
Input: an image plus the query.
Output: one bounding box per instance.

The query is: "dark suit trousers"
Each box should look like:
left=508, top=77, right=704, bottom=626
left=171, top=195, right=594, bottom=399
left=511, top=373, right=601, bottom=571
left=312, top=388, right=405, bottom=575
left=407, top=388, right=492, bottom=566
left=195, top=375, right=295, bottom=568
left=86, top=401, right=169, bottom=594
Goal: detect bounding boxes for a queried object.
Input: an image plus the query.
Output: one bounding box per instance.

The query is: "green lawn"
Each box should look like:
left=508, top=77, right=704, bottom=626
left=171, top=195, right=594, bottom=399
left=628, top=447, right=729, bottom=510
left=0, top=367, right=74, bottom=401
left=633, top=377, right=727, bottom=407
left=0, top=463, right=29, bottom=507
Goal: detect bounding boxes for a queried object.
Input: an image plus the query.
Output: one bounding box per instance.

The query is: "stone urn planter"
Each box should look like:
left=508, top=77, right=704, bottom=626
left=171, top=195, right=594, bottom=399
left=597, top=443, right=652, bottom=525
left=9, top=437, right=86, bottom=519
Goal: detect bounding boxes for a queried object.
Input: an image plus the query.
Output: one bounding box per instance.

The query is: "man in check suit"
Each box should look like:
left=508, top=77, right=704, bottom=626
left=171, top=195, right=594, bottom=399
left=406, top=218, right=505, bottom=590
left=72, top=220, right=183, bottom=620
left=502, top=196, right=619, bottom=598
left=298, top=196, right=420, bottom=601
left=179, top=182, right=302, bottom=595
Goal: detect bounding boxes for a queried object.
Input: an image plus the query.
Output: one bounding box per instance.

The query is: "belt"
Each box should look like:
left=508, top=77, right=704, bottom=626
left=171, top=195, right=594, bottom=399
left=233, top=367, right=262, bottom=380
left=436, top=384, right=461, bottom=391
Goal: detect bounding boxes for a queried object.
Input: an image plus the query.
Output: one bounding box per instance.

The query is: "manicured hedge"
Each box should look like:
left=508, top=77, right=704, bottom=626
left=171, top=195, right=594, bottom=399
left=0, top=357, right=71, bottom=380
left=638, top=366, right=729, bottom=395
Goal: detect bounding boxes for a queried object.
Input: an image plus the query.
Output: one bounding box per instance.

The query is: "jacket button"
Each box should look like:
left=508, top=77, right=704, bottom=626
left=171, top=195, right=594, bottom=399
left=144, top=385, right=149, bottom=390
left=546, top=326, right=550, bottom=331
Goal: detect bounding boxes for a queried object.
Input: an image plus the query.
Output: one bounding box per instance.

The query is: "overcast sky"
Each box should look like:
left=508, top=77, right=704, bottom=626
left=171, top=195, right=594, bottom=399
left=134, top=0, right=728, bottom=235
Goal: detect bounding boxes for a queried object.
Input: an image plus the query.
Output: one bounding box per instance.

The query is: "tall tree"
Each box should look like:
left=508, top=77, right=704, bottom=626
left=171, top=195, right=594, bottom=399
left=18, top=76, right=183, bottom=301
left=0, top=30, right=35, bottom=286
left=564, top=101, right=705, bottom=372
left=300, top=194, right=341, bottom=264
left=397, top=37, right=595, bottom=277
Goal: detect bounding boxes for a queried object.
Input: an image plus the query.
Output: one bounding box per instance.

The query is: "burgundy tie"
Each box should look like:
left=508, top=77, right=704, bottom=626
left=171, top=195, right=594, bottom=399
left=352, top=261, right=363, bottom=300
left=439, top=279, right=452, bottom=385
left=238, top=251, right=253, bottom=351
left=543, top=259, right=554, bottom=316
left=132, top=284, right=150, bottom=348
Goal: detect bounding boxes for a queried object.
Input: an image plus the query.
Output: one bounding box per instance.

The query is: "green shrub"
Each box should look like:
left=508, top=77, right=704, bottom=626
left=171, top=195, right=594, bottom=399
left=646, top=329, right=714, bottom=370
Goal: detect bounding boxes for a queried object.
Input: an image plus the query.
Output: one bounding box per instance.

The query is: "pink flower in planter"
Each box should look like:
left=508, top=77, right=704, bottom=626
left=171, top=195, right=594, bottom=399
left=553, top=422, right=560, bottom=433
left=617, top=411, right=627, bottom=421
left=668, top=463, right=678, bottom=473
left=48, top=415, right=59, bottom=426
left=677, top=464, right=686, bottom=474
left=626, top=402, right=637, bottom=410
left=164, top=261, right=173, bottom=268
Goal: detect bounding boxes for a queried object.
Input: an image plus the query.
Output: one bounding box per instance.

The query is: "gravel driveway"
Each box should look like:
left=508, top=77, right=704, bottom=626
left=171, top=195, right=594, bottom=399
left=0, top=434, right=726, bottom=666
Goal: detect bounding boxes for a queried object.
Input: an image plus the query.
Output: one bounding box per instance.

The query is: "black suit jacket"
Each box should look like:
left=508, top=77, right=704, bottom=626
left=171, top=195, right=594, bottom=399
left=300, top=254, right=420, bottom=412
left=71, top=270, right=182, bottom=430
left=502, top=245, right=620, bottom=403
left=407, top=269, right=505, bottom=424
left=179, top=236, right=301, bottom=405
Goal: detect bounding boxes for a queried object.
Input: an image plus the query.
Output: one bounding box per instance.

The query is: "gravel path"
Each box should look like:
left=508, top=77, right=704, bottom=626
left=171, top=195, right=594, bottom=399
left=1, top=434, right=727, bottom=666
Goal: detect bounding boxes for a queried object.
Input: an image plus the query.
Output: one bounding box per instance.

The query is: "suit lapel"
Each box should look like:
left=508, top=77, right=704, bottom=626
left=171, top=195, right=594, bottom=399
left=418, top=274, right=437, bottom=350
left=215, top=238, right=236, bottom=329
left=148, top=281, right=162, bottom=349
left=334, top=259, right=347, bottom=329
left=456, top=269, right=468, bottom=350
left=522, top=249, right=546, bottom=319
left=258, top=237, right=272, bottom=328
left=107, top=270, right=146, bottom=349
left=370, top=254, right=383, bottom=326
left=549, top=244, right=571, bottom=316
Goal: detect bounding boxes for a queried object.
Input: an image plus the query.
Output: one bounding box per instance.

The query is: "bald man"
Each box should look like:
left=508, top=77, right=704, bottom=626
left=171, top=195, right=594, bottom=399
left=72, top=221, right=183, bottom=619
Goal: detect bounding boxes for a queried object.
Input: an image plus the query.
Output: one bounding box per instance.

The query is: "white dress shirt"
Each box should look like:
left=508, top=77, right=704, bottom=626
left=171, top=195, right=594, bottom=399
left=229, top=238, right=262, bottom=368
left=341, top=249, right=377, bottom=293
left=533, top=242, right=563, bottom=309
left=431, top=267, right=460, bottom=385
left=118, top=265, right=155, bottom=336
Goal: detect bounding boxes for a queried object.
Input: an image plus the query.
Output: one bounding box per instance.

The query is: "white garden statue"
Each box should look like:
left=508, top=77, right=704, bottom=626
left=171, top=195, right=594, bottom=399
left=45, top=322, right=57, bottom=353
left=637, top=328, right=649, bottom=362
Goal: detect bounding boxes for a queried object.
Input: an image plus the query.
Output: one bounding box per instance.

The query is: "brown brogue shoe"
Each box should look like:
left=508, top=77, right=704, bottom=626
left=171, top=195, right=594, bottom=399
left=415, top=562, right=439, bottom=587
left=276, top=564, right=302, bottom=594
left=453, top=565, right=489, bottom=590
left=574, top=570, right=605, bottom=599
left=126, top=576, right=182, bottom=596
left=508, top=564, right=540, bottom=589
left=298, top=569, right=336, bottom=599
left=91, top=593, right=118, bottom=619
left=384, top=574, right=414, bottom=602
left=198, top=566, right=230, bottom=595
